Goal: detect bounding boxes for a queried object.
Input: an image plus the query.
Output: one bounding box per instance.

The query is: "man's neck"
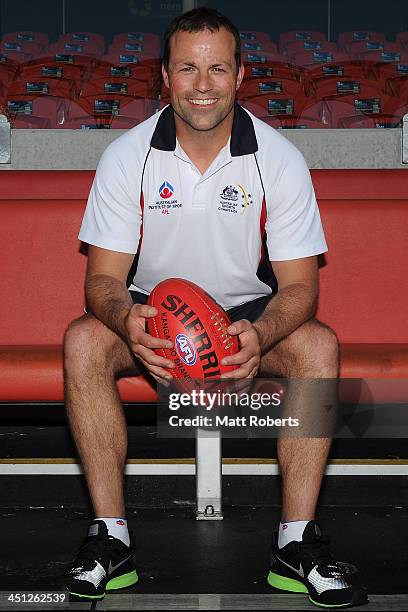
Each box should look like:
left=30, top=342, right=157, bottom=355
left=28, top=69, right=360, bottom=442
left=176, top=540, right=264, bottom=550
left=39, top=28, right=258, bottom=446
left=174, top=108, right=234, bottom=174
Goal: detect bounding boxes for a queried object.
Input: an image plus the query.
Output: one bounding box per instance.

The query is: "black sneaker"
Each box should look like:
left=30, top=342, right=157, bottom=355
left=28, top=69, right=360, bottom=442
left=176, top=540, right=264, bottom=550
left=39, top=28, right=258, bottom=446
left=267, top=521, right=368, bottom=608
left=64, top=520, right=138, bottom=600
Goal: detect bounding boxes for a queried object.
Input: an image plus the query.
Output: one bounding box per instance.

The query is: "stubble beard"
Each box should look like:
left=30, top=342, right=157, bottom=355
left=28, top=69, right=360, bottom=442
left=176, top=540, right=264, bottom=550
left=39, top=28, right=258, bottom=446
left=172, top=97, right=235, bottom=132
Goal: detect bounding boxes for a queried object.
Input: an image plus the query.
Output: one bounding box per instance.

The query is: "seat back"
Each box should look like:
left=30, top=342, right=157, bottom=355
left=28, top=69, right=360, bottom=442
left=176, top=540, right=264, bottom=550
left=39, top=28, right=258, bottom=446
left=0, top=170, right=407, bottom=346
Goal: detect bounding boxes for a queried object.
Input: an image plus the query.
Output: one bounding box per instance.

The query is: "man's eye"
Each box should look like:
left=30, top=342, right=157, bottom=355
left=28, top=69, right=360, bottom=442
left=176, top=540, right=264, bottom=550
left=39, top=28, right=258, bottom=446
left=181, top=67, right=194, bottom=72
left=212, top=67, right=226, bottom=72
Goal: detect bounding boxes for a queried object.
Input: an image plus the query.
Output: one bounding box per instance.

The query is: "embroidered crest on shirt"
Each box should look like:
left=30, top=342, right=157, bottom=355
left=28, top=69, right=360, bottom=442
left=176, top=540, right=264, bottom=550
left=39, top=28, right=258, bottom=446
left=218, top=185, right=253, bottom=214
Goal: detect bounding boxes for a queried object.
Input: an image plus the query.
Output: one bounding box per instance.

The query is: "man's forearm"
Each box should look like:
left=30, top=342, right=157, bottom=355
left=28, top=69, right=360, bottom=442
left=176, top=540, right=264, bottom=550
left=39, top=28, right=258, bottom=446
left=86, top=273, right=133, bottom=342
left=253, top=283, right=317, bottom=354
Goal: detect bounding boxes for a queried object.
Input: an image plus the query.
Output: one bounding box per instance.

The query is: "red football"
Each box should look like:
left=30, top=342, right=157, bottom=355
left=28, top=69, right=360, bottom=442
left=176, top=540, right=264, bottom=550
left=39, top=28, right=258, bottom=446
left=147, top=278, right=239, bottom=380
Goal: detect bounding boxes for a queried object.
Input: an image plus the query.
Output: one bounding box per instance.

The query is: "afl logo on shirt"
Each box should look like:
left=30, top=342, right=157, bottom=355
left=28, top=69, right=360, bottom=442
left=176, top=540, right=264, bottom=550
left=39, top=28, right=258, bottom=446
left=159, top=181, right=174, bottom=199
left=175, top=333, right=197, bottom=366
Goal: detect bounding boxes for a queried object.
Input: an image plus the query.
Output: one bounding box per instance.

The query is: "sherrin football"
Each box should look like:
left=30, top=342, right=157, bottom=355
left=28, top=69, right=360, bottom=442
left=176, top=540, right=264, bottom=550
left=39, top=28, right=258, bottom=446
left=147, top=278, right=239, bottom=380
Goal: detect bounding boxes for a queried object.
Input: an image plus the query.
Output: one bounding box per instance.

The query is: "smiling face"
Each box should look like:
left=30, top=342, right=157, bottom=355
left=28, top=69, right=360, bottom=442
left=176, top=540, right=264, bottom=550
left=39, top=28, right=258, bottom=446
left=162, top=27, right=244, bottom=133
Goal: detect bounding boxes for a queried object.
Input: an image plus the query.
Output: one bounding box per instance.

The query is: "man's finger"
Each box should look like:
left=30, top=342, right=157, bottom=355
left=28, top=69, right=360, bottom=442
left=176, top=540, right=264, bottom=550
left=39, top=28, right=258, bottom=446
left=132, top=329, right=173, bottom=350
left=136, top=346, right=175, bottom=369
left=220, top=357, right=259, bottom=380
left=138, top=356, right=173, bottom=381
left=227, top=318, right=252, bottom=335
left=130, top=304, right=157, bottom=318
left=221, top=346, right=256, bottom=366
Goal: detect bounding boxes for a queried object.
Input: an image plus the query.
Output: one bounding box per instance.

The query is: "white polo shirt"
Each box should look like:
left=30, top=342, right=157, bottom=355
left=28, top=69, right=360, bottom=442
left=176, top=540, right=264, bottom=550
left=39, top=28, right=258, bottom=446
left=79, top=104, right=327, bottom=309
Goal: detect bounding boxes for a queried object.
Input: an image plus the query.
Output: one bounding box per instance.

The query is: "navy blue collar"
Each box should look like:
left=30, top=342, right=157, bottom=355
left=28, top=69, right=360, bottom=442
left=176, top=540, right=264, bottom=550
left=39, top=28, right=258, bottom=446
left=150, top=103, right=258, bottom=156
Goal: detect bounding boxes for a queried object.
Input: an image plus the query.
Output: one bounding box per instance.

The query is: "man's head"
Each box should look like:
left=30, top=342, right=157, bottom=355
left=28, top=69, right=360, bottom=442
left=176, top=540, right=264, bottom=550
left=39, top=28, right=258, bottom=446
left=162, top=7, right=244, bottom=132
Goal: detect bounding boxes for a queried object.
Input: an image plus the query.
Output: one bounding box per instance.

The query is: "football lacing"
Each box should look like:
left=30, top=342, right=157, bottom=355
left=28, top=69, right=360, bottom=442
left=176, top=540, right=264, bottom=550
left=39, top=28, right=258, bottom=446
left=210, top=312, right=234, bottom=350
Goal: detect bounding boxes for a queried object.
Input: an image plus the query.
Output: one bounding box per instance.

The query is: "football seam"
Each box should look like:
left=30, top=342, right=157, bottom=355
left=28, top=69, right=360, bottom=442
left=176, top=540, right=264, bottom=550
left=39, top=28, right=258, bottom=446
left=177, top=281, right=236, bottom=356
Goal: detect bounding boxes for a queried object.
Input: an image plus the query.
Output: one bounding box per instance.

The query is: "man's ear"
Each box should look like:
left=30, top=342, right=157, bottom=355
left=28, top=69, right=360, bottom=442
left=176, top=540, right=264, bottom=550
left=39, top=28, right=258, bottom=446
left=162, top=63, right=170, bottom=89
left=236, top=63, right=245, bottom=91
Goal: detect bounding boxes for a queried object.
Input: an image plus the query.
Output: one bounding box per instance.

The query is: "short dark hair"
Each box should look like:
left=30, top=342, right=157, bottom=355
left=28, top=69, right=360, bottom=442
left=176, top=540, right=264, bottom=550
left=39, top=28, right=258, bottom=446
left=163, top=7, right=241, bottom=71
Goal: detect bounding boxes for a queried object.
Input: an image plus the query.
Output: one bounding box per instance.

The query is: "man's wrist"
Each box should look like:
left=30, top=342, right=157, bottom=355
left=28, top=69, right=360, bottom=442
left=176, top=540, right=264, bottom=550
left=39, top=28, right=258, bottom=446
left=86, top=274, right=134, bottom=340
left=252, top=317, right=276, bottom=354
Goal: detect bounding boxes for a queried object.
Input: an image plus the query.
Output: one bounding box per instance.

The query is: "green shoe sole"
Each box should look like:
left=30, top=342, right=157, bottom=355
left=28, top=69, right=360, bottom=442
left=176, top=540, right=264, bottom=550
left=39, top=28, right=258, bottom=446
left=267, top=570, right=308, bottom=594
left=267, top=571, right=364, bottom=608
left=106, top=569, right=139, bottom=591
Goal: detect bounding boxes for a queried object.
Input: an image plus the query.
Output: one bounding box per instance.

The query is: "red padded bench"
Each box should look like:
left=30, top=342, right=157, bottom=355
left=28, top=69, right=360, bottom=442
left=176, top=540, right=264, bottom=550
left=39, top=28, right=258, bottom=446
left=0, top=169, right=407, bottom=403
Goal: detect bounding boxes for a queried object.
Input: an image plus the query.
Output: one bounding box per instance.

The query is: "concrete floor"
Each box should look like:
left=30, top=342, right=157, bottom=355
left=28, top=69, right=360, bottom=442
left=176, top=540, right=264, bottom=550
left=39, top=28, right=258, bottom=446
left=1, top=506, right=407, bottom=598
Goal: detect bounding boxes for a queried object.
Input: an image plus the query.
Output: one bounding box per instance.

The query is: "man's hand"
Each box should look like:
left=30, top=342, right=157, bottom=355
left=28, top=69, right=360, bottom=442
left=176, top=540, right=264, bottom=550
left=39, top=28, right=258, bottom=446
left=220, top=319, right=261, bottom=379
left=125, top=304, right=175, bottom=383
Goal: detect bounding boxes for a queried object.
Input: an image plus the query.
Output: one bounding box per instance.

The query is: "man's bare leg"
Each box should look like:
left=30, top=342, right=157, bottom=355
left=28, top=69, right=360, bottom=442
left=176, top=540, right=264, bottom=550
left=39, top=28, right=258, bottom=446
left=63, top=313, right=139, bottom=517
left=259, top=318, right=339, bottom=520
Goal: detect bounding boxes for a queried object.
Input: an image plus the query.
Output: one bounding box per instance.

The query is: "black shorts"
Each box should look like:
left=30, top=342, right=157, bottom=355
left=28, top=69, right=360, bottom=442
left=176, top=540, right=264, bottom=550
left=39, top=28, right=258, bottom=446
left=130, top=290, right=274, bottom=323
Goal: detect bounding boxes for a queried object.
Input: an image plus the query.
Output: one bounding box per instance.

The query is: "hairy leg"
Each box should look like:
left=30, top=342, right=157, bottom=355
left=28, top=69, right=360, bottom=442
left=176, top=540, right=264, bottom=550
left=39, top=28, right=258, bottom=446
left=259, top=319, right=339, bottom=520
left=63, top=313, right=141, bottom=517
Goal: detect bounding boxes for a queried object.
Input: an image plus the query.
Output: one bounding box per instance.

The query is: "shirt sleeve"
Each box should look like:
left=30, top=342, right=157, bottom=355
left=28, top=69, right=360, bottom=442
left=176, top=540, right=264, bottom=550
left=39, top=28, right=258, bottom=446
left=78, top=141, right=142, bottom=254
left=264, top=147, right=328, bottom=261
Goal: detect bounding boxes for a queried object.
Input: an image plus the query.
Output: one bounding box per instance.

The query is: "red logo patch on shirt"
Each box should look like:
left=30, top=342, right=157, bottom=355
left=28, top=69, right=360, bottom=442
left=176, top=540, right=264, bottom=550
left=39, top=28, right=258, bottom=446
left=159, top=181, right=174, bottom=199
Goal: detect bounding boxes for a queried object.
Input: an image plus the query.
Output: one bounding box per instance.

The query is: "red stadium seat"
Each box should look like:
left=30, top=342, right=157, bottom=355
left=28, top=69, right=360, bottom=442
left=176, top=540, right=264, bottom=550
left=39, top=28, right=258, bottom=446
left=49, top=42, right=101, bottom=58
left=357, top=50, right=408, bottom=66
left=243, top=62, right=303, bottom=82
left=66, top=95, right=154, bottom=124
left=279, top=31, right=327, bottom=53
left=10, top=114, right=50, bottom=128
left=0, top=50, right=32, bottom=63
left=80, top=76, right=151, bottom=98
left=292, top=50, right=350, bottom=67
left=396, top=32, right=408, bottom=47
left=238, top=76, right=305, bottom=99
left=106, top=44, right=159, bottom=60
left=1, top=39, right=44, bottom=57
left=240, top=31, right=271, bottom=43
left=19, top=59, right=87, bottom=86
left=375, top=59, right=408, bottom=81
left=339, top=113, right=403, bottom=128
left=260, top=114, right=331, bottom=129
left=241, top=40, right=278, bottom=54
left=6, top=77, right=79, bottom=100
left=285, top=40, right=338, bottom=61
left=357, top=45, right=402, bottom=62
left=59, top=112, right=141, bottom=130
left=345, top=40, right=399, bottom=59
left=90, top=60, right=161, bottom=95
left=31, top=52, right=97, bottom=71
left=304, top=60, right=377, bottom=90
left=384, top=75, right=408, bottom=99
left=58, top=113, right=106, bottom=129
left=110, top=115, right=141, bottom=128
left=0, top=58, right=19, bottom=85
left=240, top=92, right=311, bottom=119
left=112, top=32, right=160, bottom=48
left=309, top=77, right=384, bottom=102
left=58, top=33, right=105, bottom=53
left=102, top=52, right=160, bottom=66
left=6, top=95, right=68, bottom=127
left=338, top=31, right=386, bottom=51
left=318, top=96, right=401, bottom=128
left=2, top=31, right=48, bottom=47
left=242, top=51, right=288, bottom=64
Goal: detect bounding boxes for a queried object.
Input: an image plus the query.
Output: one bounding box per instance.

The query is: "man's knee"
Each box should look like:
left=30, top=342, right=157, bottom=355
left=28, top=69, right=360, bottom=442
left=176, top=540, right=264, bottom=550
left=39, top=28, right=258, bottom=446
left=63, top=314, right=125, bottom=376
left=289, top=319, right=339, bottom=377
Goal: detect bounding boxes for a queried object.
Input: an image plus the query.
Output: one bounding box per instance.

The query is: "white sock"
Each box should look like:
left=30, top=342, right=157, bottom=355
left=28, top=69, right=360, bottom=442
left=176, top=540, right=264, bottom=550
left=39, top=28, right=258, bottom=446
left=97, top=517, right=130, bottom=547
left=278, top=520, right=310, bottom=549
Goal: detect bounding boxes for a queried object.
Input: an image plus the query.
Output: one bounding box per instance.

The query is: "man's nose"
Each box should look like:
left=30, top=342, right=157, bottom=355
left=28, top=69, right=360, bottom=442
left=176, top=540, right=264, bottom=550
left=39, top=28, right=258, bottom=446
left=194, top=71, right=212, bottom=92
